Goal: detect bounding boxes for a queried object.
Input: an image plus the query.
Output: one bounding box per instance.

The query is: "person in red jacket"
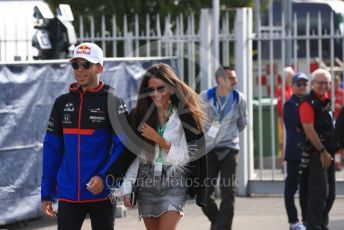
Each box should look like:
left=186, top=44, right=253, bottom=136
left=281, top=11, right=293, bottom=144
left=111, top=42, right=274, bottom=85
left=329, top=75, right=344, bottom=120
left=276, top=67, right=294, bottom=167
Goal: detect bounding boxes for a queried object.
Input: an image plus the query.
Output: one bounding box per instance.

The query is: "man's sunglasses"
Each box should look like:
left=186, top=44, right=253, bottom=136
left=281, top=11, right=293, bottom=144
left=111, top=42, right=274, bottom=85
left=296, top=82, right=308, bottom=87
left=315, top=80, right=330, bottom=85
left=71, top=61, right=92, bottom=70
left=144, top=86, right=166, bottom=94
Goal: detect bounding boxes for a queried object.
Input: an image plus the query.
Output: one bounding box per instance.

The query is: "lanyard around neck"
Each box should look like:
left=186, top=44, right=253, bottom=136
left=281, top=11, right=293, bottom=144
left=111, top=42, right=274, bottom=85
left=214, top=90, right=232, bottom=115
left=157, top=104, right=173, bottom=136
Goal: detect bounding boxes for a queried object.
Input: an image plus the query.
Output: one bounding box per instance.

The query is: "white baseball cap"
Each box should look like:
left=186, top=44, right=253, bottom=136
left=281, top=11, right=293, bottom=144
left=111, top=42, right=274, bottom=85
left=70, top=42, right=104, bottom=66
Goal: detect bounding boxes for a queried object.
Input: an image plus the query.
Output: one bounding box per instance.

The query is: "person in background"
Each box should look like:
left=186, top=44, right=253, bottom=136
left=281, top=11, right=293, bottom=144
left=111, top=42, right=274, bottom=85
left=41, top=42, right=127, bottom=230
left=299, top=68, right=336, bottom=230
left=330, top=75, right=344, bottom=120
left=277, top=67, right=295, bottom=168
left=335, top=101, right=344, bottom=180
left=200, top=66, right=248, bottom=230
left=329, top=75, right=344, bottom=170
left=283, top=72, right=309, bottom=230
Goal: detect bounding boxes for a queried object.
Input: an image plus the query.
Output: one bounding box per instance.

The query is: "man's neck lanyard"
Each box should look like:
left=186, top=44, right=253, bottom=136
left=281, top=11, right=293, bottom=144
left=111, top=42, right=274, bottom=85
left=214, top=90, right=232, bottom=121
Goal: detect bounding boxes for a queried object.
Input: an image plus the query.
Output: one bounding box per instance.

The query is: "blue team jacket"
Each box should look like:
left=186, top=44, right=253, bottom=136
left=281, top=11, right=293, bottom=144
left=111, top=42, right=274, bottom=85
left=41, top=82, right=127, bottom=202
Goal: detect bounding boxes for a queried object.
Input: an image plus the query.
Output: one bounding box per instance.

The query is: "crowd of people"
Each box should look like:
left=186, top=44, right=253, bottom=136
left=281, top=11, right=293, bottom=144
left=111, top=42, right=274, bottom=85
left=40, top=42, right=343, bottom=230
left=283, top=67, right=344, bottom=230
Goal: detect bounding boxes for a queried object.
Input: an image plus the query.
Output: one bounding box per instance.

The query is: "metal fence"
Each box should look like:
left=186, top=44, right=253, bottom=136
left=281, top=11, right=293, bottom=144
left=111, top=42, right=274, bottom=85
left=2, top=3, right=344, bottom=195
left=77, top=10, right=236, bottom=90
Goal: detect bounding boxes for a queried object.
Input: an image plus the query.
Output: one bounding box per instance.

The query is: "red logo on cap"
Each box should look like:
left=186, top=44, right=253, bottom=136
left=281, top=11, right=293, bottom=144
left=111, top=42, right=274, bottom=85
left=76, top=45, right=91, bottom=55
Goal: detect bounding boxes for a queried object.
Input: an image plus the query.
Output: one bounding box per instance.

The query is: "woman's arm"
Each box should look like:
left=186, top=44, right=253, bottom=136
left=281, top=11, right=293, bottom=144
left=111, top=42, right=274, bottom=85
left=141, top=123, right=171, bottom=151
left=111, top=157, right=139, bottom=197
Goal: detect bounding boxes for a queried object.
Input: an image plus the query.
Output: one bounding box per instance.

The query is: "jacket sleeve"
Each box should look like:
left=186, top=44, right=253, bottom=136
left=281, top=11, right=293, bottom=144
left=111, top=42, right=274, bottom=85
left=179, top=111, right=208, bottom=208
left=237, top=93, right=248, bottom=132
left=41, top=98, right=64, bottom=201
left=199, top=90, right=208, bottom=103
left=98, top=96, right=129, bottom=180
left=103, top=96, right=137, bottom=184
left=114, top=157, right=139, bottom=196
left=165, top=131, right=189, bottom=166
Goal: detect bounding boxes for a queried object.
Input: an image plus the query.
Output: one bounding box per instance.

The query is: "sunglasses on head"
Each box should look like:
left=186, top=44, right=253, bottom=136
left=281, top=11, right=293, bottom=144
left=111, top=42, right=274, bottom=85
left=71, top=61, right=92, bottom=70
left=144, top=85, right=166, bottom=94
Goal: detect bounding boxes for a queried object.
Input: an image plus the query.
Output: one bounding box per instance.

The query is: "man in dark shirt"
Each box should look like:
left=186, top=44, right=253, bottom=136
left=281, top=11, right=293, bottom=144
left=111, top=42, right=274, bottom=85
left=283, top=72, right=309, bottom=230
left=299, top=68, right=336, bottom=230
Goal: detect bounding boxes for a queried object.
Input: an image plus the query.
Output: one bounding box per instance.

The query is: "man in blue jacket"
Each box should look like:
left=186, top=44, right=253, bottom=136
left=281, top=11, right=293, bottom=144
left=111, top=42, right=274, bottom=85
left=283, top=72, right=309, bottom=230
left=41, top=42, right=127, bottom=230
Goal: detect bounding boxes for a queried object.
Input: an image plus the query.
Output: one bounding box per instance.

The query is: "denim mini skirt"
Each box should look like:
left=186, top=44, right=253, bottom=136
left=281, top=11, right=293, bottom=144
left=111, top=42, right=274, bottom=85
left=136, top=162, right=188, bottom=219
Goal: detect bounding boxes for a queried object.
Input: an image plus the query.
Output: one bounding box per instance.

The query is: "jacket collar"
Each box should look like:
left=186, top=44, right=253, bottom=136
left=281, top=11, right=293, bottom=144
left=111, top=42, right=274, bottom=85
left=69, top=82, right=106, bottom=95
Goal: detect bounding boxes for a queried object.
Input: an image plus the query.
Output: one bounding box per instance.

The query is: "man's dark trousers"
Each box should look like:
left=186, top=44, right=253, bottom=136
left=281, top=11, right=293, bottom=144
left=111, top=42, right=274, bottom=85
left=57, top=200, right=114, bottom=230
left=202, top=147, right=238, bottom=230
left=306, top=154, right=335, bottom=230
left=284, top=160, right=308, bottom=224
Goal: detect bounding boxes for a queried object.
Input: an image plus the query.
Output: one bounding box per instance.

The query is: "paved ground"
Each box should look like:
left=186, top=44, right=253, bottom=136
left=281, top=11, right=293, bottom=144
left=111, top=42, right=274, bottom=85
left=2, top=196, right=344, bottom=230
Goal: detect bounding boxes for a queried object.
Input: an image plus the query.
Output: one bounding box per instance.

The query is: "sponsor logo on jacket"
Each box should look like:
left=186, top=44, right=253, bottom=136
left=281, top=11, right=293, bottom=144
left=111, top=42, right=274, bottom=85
left=89, top=115, right=106, bottom=123
left=64, top=102, right=75, bottom=112
left=63, top=114, right=72, bottom=124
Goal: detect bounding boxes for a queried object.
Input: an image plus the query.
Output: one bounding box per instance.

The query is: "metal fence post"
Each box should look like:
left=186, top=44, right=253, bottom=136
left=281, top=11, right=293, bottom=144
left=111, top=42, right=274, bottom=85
left=235, top=7, right=253, bottom=196
left=212, top=0, right=220, bottom=74
left=199, top=9, right=213, bottom=91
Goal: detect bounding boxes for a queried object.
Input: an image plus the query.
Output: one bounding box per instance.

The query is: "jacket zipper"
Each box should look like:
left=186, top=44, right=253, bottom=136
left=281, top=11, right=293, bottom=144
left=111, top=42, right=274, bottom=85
left=77, top=91, right=85, bottom=201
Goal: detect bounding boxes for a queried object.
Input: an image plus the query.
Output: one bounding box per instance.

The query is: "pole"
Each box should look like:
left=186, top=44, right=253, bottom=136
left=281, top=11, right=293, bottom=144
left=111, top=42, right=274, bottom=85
left=212, top=0, right=219, bottom=70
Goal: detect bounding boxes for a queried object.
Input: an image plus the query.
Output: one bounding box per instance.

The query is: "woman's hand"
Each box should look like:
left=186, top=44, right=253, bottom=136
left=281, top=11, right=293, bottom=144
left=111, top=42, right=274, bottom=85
left=123, top=194, right=134, bottom=208
left=141, top=123, right=161, bottom=143
left=141, top=123, right=171, bottom=150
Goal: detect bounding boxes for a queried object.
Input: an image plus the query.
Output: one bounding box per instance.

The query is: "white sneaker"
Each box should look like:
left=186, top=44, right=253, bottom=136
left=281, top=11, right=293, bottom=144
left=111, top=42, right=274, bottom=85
left=290, top=222, right=306, bottom=230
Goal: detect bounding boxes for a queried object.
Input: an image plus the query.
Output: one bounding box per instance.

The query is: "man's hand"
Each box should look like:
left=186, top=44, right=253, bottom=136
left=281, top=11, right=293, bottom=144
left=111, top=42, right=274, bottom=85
left=86, top=176, right=104, bottom=195
left=320, top=151, right=332, bottom=170
left=42, top=201, right=57, bottom=217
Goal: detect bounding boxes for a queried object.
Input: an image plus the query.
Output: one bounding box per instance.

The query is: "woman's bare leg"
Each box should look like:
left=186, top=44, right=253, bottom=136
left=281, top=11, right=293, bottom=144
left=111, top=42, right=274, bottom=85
left=157, top=211, right=182, bottom=230
left=143, top=217, right=159, bottom=230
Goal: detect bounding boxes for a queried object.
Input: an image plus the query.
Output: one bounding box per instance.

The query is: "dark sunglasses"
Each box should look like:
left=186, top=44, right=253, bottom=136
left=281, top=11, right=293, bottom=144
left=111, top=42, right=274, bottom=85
left=296, top=82, right=308, bottom=87
left=71, top=61, right=92, bottom=70
left=144, top=85, right=166, bottom=94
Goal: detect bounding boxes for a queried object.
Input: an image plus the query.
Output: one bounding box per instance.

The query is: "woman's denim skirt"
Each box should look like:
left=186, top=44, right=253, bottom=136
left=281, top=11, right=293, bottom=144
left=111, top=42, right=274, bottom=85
left=136, top=162, right=188, bottom=219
